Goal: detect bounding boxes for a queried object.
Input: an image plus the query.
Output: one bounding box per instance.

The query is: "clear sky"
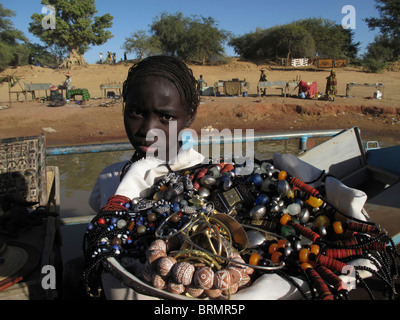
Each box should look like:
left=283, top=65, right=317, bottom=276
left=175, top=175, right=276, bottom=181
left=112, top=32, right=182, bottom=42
left=3, top=0, right=381, bottom=64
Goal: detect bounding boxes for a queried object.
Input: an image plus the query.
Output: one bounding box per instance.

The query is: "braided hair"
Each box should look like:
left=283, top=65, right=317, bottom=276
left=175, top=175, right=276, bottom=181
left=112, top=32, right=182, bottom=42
left=122, top=55, right=200, bottom=116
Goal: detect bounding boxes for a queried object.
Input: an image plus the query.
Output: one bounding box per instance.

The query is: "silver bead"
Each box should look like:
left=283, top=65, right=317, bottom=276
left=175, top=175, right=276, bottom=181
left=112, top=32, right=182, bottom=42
left=200, top=175, right=217, bottom=187
left=299, top=208, right=310, bottom=223
left=198, top=187, right=210, bottom=198
left=249, top=205, right=267, bottom=219
left=277, top=179, right=290, bottom=196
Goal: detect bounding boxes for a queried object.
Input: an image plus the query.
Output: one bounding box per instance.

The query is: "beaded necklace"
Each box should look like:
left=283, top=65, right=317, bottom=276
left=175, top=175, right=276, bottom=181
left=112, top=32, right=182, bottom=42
left=83, top=158, right=400, bottom=300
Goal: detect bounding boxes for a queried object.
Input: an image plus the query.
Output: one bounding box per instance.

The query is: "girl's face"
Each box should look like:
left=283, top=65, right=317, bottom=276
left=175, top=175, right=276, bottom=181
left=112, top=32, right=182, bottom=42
left=124, top=76, right=195, bottom=161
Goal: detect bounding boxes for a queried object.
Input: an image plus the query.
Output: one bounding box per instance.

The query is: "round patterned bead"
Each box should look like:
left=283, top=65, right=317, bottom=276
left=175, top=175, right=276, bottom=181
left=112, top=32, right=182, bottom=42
left=223, top=282, right=239, bottom=295
left=245, top=264, right=254, bottom=275
left=151, top=273, right=167, bottom=290
left=148, top=239, right=167, bottom=252
left=185, top=284, right=204, bottom=298
left=238, top=273, right=251, bottom=287
left=146, top=249, right=167, bottom=265
left=167, top=281, right=185, bottom=294
left=214, top=270, right=232, bottom=290
left=204, top=288, right=222, bottom=299
left=172, top=262, right=195, bottom=286
left=157, top=256, right=177, bottom=277
left=193, top=267, right=214, bottom=290
left=226, top=266, right=243, bottom=283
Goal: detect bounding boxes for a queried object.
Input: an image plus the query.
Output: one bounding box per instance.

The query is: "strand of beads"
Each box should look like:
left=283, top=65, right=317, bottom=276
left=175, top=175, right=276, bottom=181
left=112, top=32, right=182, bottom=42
left=141, top=237, right=254, bottom=299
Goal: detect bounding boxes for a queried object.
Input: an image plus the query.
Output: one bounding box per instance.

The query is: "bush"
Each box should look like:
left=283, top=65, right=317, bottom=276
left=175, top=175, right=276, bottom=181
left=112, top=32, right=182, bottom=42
left=362, top=57, right=387, bottom=73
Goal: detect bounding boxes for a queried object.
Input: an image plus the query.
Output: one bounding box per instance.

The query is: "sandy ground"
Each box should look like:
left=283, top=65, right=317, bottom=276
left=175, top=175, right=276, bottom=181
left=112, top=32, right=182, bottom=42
left=1, top=59, right=400, bottom=147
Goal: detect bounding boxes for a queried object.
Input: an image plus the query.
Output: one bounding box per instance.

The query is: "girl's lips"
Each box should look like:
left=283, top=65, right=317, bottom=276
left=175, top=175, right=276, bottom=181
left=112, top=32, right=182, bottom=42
left=138, top=145, right=158, bottom=154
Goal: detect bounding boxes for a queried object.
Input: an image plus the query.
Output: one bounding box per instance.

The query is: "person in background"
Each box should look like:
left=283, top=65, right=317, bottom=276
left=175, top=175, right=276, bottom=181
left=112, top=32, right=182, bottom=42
left=325, top=70, right=337, bottom=101
left=49, top=85, right=63, bottom=101
left=99, top=52, right=103, bottom=64
left=197, top=75, right=207, bottom=95
left=58, top=72, right=72, bottom=95
left=259, top=68, right=267, bottom=96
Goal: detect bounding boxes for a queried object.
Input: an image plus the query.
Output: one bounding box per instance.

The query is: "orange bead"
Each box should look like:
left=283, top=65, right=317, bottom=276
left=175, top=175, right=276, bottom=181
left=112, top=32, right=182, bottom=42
left=280, top=214, right=292, bottom=226
left=271, top=252, right=282, bottom=265
left=306, top=196, right=324, bottom=208
left=333, top=221, right=344, bottom=234
left=277, top=239, right=287, bottom=249
left=287, top=189, right=295, bottom=199
left=310, top=244, right=320, bottom=255
left=268, top=243, right=278, bottom=255
left=278, top=171, right=288, bottom=181
left=299, top=248, right=310, bottom=263
left=249, top=253, right=262, bottom=266
left=160, top=185, right=168, bottom=191
left=301, top=263, right=313, bottom=270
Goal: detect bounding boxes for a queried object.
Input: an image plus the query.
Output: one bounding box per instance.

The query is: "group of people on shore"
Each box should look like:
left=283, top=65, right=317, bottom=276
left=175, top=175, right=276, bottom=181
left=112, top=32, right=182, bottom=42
left=259, top=67, right=337, bottom=100
left=99, top=51, right=128, bottom=64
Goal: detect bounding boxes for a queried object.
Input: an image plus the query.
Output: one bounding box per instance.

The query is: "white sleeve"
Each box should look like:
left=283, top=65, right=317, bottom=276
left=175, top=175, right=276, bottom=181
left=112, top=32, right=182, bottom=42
left=89, top=161, right=127, bottom=212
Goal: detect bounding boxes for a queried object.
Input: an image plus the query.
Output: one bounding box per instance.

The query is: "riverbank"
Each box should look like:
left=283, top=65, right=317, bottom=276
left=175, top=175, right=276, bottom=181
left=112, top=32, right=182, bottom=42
left=1, top=59, right=399, bottom=147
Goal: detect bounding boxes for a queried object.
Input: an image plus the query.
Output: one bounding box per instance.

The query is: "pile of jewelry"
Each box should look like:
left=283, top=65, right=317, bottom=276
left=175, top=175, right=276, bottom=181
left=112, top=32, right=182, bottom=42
left=83, top=160, right=400, bottom=300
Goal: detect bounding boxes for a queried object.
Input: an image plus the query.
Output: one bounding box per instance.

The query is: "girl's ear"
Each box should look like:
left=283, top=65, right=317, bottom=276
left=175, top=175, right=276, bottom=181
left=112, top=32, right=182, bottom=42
left=185, top=109, right=197, bottom=127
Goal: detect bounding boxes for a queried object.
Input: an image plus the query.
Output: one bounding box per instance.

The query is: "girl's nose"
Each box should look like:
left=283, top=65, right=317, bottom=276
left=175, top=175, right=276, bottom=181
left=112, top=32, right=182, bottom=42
left=139, top=115, right=159, bottom=136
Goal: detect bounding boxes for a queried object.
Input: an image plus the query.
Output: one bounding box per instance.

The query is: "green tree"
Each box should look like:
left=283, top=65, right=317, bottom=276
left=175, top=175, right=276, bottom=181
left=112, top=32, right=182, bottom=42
left=122, top=30, right=161, bottom=60
left=296, top=18, right=359, bottom=59
left=363, top=34, right=394, bottom=72
left=270, top=24, right=315, bottom=63
left=150, top=12, right=229, bottom=63
left=229, top=28, right=268, bottom=60
left=150, top=12, right=189, bottom=56
left=365, top=0, right=400, bottom=58
left=229, top=24, right=315, bottom=62
left=229, top=18, right=359, bottom=62
left=0, top=4, right=29, bottom=70
left=29, top=0, right=113, bottom=68
left=182, top=16, right=230, bottom=64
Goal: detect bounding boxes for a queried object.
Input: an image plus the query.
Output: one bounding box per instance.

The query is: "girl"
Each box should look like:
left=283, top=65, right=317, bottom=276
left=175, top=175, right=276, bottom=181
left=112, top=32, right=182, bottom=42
left=86, top=55, right=206, bottom=299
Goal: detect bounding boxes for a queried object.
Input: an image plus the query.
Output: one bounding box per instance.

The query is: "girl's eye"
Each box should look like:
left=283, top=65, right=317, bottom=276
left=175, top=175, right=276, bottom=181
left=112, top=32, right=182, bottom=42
left=160, top=114, right=174, bottom=121
left=127, top=109, right=143, bottom=118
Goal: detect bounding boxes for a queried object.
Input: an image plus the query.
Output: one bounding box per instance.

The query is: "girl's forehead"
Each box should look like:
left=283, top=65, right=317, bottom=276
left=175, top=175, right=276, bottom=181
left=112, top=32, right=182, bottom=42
left=127, top=76, right=186, bottom=105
